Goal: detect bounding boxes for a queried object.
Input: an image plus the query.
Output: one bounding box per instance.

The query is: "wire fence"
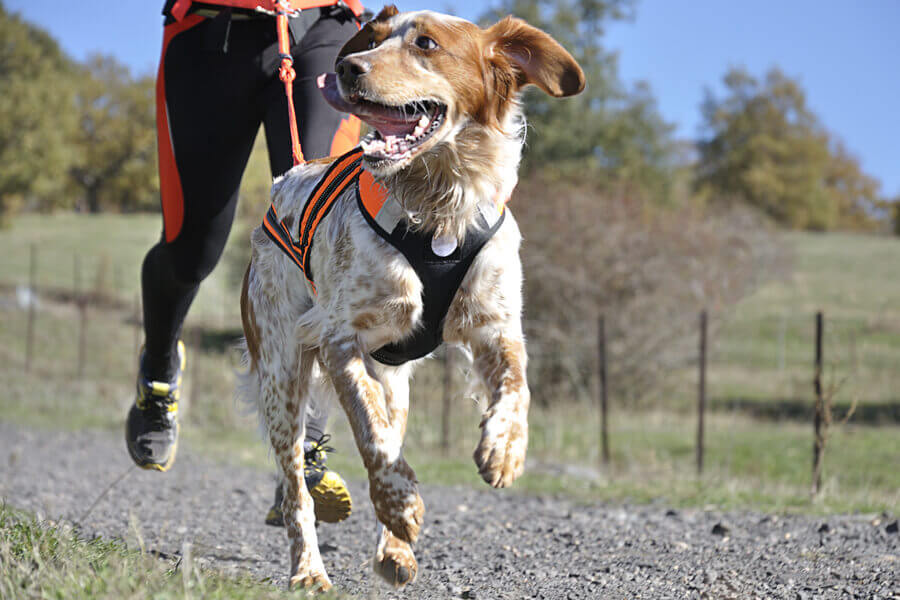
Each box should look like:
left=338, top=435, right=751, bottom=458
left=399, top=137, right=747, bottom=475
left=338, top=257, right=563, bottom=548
left=8, top=244, right=899, bottom=497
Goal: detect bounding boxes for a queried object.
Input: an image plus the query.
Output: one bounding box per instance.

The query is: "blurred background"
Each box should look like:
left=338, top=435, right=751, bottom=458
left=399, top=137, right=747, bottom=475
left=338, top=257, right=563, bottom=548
left=1, top=0, right=897, bottom=514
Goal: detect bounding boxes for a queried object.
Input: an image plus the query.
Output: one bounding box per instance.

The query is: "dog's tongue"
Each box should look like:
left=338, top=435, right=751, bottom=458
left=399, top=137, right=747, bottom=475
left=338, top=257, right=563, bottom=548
left=318, top=72, right=419, bottom=138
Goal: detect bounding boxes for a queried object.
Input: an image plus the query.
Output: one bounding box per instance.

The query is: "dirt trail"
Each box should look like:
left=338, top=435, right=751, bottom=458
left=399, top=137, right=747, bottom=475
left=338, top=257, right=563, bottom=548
left=0, top=423, right=896, bottom=599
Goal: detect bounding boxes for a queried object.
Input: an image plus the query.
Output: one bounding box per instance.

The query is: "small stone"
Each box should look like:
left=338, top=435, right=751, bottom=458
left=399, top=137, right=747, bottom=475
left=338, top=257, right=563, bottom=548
left=461, top=590, right=476, bottom=599
left=818, top=523, right=830, bottom=534
left=711, top=523, right=730, bottom=537
left=665, top=509, right=679, bottom=518
left=885, top=520, right=899, bottom=534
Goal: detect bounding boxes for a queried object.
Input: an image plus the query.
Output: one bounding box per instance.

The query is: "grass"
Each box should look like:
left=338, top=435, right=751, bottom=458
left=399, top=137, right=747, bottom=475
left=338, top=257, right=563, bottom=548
left=1, top=214, right=898, bottom=521
left=700, top=230, right=900, bottom=409
left=0, top=504, right=346, bottom=599
left=0, top=212, right=240, bottom=323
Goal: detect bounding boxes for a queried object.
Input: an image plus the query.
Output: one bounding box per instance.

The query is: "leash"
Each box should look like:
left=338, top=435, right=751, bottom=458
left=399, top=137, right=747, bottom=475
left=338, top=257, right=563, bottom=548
left=167, top=0, right=368, bottom=167
left=275, top=0, right=305, bottom=165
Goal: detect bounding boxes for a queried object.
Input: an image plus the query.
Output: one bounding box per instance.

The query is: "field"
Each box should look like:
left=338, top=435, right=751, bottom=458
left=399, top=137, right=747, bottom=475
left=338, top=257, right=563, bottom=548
left=704, top=230, right=900, bottom=413
left=0, top=213, right=898, bottom=518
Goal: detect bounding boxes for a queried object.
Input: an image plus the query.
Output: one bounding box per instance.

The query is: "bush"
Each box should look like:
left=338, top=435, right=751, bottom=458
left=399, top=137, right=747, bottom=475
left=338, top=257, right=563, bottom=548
left=513, top=177, right=787, bottom=406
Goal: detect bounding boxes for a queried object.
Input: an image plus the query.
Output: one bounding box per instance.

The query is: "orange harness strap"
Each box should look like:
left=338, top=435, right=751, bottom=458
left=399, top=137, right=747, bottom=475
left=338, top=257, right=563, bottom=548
left=262, top=148, right=370, bottom=293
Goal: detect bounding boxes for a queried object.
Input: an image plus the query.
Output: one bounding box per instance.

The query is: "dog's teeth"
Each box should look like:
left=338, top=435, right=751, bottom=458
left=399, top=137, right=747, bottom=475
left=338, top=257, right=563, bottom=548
left=387, top=136, right=402, bottom=154
left=418, top=115, right=430, bottom=128
left=405, top=134, right=417, bottom=142
left=412, top=125, right=424, bottom=138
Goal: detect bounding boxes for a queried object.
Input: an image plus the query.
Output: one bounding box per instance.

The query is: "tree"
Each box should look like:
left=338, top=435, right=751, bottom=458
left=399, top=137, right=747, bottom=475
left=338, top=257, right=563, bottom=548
left=481, top=0, right=675, bottom=199
left=0, top=3, right=76, bottom=220
left=67, top=55, right=158, bottom=213
left=696, top=67, right=884, bottom=231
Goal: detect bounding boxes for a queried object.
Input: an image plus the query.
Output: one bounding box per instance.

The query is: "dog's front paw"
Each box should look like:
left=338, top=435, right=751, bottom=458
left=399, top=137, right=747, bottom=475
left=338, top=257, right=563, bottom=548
left=374, top=531, right=418, bottom=588
left=289, top=569, right=332, bottom=594
left=369, top=458, right=425, bottom=543
left=474, top=408, right=528, bottom=488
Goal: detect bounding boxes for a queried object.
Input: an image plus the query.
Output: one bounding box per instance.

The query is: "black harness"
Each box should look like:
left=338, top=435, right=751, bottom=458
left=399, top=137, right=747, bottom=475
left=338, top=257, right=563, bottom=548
left=263, top=147, right=505, bottom=365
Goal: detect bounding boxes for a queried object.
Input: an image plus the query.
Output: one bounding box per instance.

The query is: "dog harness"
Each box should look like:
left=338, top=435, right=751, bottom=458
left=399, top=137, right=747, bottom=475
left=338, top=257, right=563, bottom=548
left=262, top=147, right=507, bottom=365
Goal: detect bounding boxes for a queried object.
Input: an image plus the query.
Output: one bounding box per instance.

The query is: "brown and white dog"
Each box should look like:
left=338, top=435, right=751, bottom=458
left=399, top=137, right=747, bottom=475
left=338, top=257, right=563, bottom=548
left=240, top=6, right=583, bottom=591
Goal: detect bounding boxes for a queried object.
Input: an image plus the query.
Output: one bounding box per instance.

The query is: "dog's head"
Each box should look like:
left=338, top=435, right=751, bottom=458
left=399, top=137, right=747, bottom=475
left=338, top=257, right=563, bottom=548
left=318, top=6, right=584, bottom=175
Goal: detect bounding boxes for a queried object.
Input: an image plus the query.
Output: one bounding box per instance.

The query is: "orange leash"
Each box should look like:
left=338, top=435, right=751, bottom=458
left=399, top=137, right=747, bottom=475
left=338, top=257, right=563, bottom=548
left=275, top=0, right=305, bottom=165
left=169, top=0, right=366, bottom=166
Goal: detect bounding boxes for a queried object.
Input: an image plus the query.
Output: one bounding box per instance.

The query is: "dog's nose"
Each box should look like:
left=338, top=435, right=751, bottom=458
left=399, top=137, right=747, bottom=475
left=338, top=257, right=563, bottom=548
left=336, top=57, right=371, bottom=88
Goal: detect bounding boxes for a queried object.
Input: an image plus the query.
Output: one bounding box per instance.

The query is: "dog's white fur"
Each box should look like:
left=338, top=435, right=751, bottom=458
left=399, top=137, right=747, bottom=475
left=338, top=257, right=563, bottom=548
left=239, top=6, right=583, bottom=591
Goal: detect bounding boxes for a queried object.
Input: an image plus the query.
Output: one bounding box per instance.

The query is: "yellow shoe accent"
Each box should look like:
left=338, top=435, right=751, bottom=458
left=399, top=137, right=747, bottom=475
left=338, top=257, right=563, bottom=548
left=309, top=471, right=352, bottom=523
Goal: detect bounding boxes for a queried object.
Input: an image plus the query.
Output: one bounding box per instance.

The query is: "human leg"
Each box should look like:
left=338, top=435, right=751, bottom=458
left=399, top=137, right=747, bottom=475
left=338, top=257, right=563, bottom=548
left=263, top=6, right=362, bottom=174
left=128, top=15, right=267, bottom=469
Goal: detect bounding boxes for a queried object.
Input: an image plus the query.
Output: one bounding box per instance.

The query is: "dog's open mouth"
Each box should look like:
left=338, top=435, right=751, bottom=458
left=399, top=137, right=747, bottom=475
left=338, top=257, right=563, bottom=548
left=318, top=73, right=446, bottom=163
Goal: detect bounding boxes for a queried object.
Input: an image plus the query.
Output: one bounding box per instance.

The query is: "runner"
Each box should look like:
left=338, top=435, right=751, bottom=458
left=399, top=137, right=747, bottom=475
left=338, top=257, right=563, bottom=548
left=126, top=0, right=364, bottom=525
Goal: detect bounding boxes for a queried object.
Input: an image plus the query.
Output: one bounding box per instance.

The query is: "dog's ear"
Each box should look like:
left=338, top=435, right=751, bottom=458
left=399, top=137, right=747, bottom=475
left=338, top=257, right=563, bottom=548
left=485, top=16, right=585, bottom=97
left=335, top=5, right=399, bottom=66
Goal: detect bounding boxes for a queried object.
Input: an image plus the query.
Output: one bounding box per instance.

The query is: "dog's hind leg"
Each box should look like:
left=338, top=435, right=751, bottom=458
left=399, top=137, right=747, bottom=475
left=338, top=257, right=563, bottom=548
left=242, top=268, right=330, bottom=591
left=370, top=364, right=417, bottom=587
left=319, top=337, right=425, bottom=544
left=267, top=349, right=332, bottom=592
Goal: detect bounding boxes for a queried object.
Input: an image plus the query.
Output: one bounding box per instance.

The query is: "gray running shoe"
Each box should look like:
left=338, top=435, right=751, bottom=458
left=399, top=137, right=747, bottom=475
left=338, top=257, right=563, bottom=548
left=125, top=340, right=185, bottom=472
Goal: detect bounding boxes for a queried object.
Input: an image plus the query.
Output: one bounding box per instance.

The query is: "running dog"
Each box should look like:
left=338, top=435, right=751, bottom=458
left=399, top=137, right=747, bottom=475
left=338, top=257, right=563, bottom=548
left=240, top=5, right=583, bottom=591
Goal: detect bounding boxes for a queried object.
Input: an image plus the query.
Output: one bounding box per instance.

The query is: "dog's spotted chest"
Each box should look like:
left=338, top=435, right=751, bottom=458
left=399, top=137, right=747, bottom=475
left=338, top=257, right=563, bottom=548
left=265, top=147, right=506, bottom=365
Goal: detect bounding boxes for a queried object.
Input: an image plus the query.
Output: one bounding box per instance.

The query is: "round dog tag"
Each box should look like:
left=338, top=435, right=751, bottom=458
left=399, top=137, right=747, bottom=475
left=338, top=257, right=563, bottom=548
left=431, top=234, right=457, bottom=257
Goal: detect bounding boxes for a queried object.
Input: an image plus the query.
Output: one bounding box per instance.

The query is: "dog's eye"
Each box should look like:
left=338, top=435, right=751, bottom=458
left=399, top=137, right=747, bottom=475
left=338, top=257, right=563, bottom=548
left=414, top=36, right=437, bottom=50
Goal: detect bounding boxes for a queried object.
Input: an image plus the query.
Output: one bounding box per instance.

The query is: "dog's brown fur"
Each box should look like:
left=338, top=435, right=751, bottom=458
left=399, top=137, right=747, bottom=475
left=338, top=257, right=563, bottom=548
left=240, top=6, right=583, bottom=591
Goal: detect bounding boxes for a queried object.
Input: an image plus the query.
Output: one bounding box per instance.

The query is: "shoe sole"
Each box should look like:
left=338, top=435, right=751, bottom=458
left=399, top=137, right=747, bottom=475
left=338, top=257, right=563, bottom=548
left=264, top=485, right=352, bottom=527
left=310, top=474, right=353, bottom=523
left=126, top=422, right=179, bottom=473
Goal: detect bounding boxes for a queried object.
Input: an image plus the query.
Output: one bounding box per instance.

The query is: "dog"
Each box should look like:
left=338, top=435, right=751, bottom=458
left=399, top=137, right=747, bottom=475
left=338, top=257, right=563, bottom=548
left=240, top=5, right=583, bottom=591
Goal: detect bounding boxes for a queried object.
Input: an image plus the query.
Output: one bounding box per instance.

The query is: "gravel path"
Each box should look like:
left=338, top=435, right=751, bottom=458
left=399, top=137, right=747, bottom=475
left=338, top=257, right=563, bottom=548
left=1, top=423, right=897, bottom=599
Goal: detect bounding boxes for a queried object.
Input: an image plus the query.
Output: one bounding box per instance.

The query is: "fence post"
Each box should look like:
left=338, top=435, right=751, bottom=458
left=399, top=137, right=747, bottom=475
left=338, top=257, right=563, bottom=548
left=25, top=244, right=37, bottom=373
left=812, top=311, right=825, bottom=496
left=598, top=316, right=610, bottom=466
left=75, top=254, right=87, bottom=377
left=441, top=347, right=453, bottom=455
left=697, top=309, right=707, bottom=475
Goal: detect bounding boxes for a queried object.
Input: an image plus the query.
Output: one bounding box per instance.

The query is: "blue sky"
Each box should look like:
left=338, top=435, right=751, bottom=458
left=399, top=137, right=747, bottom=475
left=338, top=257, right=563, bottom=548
left=7, top=0, right=898, bottom=198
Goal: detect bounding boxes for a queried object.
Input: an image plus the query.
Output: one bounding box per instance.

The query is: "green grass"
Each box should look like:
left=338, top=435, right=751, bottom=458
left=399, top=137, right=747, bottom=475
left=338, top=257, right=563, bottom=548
left=0, top=504, right=345, bottom=598
left=0, top=212, right=243, bottom=323
left=702, top=231, right=900, bottom=409
left=1, top=214, right=898, bottom=519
